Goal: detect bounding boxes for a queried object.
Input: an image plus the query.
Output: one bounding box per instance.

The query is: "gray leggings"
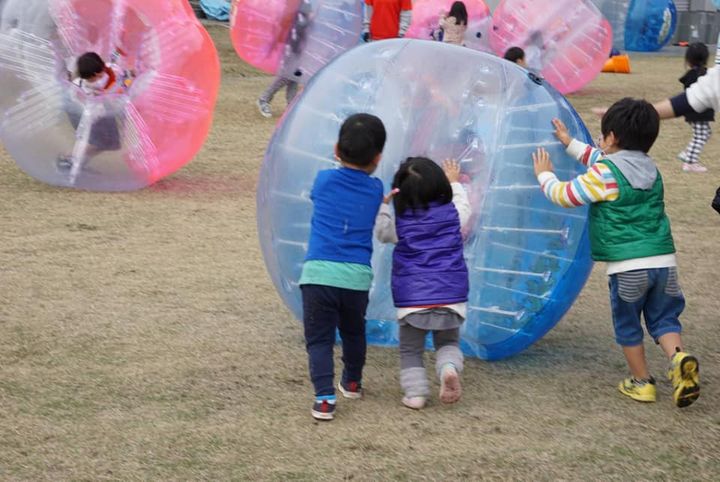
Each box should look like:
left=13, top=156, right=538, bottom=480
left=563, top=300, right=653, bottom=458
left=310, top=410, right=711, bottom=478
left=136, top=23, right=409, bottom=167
left=399, top=324, right=464, bottom=398
left=259, top=77, right=299, bottom=105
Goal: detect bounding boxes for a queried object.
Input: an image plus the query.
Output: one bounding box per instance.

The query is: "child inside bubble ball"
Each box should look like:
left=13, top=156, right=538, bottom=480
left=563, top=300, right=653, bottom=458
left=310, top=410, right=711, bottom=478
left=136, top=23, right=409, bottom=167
left=57, top=50, right=134, bottom=174
left=257, top=0, right=311, bottom=118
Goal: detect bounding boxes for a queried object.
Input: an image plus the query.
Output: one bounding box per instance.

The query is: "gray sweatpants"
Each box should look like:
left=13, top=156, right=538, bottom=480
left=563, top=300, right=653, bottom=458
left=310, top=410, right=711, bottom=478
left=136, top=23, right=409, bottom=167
left=399, top=324, right=464, bottom=398
left=259, top=77, right=299, bottom=105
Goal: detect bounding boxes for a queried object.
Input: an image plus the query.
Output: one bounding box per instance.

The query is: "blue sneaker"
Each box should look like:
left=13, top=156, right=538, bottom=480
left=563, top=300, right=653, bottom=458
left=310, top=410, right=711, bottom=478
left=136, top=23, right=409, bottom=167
left=338, top=381, right=363, bottom=399
left=311, top=397, right=336, bottom=421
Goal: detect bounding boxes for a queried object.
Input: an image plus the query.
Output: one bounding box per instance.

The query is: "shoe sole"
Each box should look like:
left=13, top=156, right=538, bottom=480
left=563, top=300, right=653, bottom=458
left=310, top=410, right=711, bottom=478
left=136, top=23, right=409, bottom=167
left=439, top=369, right=461, bottom=404
left=311, top=409, right=334, bottom=421
left=337, top=382, right=362, bottom=400
left=675, top=356, right=700, bottom=408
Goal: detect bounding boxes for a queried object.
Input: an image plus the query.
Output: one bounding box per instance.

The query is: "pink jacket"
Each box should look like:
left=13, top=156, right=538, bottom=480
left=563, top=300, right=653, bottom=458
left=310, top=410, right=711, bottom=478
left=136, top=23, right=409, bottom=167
left=440, top=15, right=467, bottom=46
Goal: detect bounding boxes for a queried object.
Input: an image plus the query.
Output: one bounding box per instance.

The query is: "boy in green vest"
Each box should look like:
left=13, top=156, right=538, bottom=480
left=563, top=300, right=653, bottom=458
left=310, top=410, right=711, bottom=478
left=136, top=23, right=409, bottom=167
left=531, top=98, right=700, bottom=408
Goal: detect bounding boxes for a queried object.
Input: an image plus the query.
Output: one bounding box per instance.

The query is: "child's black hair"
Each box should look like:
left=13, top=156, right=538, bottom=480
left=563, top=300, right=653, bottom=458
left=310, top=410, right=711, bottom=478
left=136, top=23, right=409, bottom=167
left=337, top=113, right=387, bottom=167
left=504, top=46, right=525, bottom=63
left=77, top=52, right=105, bottom=80
left=601, top=97, right=659, bottom=153
left=391, top=157, right=453, bottom=215
left=448, top=1, right=468, bottom=26
left=685, top=42, right=709, bottom=68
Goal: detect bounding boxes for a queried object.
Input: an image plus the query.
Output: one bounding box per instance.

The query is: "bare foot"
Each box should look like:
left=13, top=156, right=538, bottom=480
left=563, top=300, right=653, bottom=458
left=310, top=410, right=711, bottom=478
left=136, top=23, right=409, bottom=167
left=439, top=366, right=461, bottom=404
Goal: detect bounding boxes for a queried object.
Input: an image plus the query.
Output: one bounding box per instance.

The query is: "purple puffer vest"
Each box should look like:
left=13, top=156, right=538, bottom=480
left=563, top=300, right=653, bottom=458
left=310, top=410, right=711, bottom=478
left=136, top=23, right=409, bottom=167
left=392, top=201, right=469, bottom=307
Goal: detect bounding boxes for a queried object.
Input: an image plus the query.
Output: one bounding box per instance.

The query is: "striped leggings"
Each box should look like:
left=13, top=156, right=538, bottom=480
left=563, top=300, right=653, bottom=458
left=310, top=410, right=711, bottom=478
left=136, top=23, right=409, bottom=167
left=682, top=121, right=711, bottom=164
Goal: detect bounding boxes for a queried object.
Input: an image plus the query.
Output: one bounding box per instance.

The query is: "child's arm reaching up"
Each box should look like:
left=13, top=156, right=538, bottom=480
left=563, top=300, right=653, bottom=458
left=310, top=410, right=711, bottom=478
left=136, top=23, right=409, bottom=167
left=533, top=148, right=618, bottom=208
left=374, top=188, right=400, bottom=244
left=553, top=118, right=604, bottom=168
left=533, top=119, right=619, bottom=208
left=443, top=159, right=471, bottom=229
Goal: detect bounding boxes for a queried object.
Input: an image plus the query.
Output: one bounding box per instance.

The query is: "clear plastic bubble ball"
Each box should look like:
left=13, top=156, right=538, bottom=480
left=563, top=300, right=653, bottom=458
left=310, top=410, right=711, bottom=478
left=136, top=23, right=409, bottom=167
left=230, top=0, right=361, bottom=83
left=490, top=0, right=612, bottom=95
left=590, top=0, right=631, bottom=50
left=0, top=0, right=220, bottom=191
left=624, top=0, right=677, bottom=52
left=257, top=39, right=594, bottom=360
left=405, top=0, right=493, bottom=52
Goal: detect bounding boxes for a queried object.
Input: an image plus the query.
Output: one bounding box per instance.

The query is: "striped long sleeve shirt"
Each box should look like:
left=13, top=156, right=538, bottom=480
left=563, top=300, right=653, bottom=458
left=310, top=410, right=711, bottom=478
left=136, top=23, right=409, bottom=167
left=537, top=139, right=619, bottom=207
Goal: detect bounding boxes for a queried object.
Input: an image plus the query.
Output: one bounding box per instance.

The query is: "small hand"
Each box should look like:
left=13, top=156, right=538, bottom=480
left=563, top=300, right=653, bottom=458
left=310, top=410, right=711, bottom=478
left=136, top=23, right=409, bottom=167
left=383, top=188, right=400, bottom=204
left=443, top=159, right=461, bottom=183
left=591, top=107, right=607, bottom=117
left=552, top=118, right=571, bottom=146
left=532, top=148, right=554, bottom=177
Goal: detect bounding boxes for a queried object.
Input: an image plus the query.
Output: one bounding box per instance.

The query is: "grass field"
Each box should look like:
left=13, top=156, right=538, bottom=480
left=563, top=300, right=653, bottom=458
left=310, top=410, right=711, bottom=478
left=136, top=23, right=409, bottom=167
left=1, top=25, right=719, bottom=480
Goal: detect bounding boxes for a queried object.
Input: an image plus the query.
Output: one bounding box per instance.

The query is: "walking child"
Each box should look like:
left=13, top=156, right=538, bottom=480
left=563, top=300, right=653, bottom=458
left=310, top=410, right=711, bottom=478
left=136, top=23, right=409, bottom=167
left=532, top=98, right=700, bottom=408
left=257, top=0, right=311, bottom=118
left=677, top=42, right=714, bottom=173
left=299, top=113, right=386, bottom=421
left=438, top=1, right=468, bottom=46
left=375, top=158, right=471, bottom=409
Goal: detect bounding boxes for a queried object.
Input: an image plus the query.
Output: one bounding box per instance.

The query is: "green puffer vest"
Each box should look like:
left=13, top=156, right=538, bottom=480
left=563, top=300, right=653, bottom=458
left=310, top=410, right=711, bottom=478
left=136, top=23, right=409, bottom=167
left=589, top=160, right=675, bottom=262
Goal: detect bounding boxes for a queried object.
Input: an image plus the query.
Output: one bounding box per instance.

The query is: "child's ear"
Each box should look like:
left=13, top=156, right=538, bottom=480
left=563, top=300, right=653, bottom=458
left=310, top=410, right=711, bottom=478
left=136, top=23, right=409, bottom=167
left=372, top=153, right=382, bottom=166
left=608, top=131, right=619, bottom=147
left=334, top=143, right=340, bottom=161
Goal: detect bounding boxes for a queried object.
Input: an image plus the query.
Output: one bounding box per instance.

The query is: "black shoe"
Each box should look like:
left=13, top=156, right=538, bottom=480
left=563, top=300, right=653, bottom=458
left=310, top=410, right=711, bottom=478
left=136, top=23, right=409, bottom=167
left=311, top=399, right=336, bottom=421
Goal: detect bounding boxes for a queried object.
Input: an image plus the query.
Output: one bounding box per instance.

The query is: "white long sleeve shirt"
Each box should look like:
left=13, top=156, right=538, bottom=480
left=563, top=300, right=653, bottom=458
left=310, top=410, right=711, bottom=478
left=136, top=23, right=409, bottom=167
left=686, top=65, right=720, bottom=113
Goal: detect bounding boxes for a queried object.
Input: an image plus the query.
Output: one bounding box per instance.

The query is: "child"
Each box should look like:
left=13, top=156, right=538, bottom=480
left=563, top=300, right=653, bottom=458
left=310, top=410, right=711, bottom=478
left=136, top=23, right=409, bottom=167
left=677, top=42, right=714, bottom=173
left=58, top=51, right=129, bottom=175
left=532, top=98, right=700, bottom=408
left=438, top=2, right=468, bottom=46
left=299, top=113, right=386, bottom=421
left=503, top=46, right=527, bottom=68
left=257, top=77, right=298, bottom=118
left=375, top=158, right=471, bottom=410
left=257, top=0, right=311, bottom=118
left=362, top=0, right=413, bottom=42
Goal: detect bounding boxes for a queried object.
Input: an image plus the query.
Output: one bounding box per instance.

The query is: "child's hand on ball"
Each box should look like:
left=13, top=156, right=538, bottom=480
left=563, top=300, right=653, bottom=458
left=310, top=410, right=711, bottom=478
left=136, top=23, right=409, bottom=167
left=443, top=159, right=461, bottom=183
left=533, top=148, right=554, bottom=177
left=552, top=118, right=571, bottom=146
left=383, top=188, right=400, bottom=204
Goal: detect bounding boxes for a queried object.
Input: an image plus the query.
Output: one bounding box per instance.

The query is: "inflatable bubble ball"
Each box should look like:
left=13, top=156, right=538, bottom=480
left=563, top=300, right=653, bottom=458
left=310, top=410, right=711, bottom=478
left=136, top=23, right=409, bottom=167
left=624, top=0, right=677, bottom=52
left=0, top=0, right=220, bottom=191
left=230, top=0, right=362, bottom=83
left=257, top=39, right=594, bottom=360
left=591, top=0, right=631, bottom=51
left=490, top=0, right=612, bottom=95
left=405, top=0, right=493, bottom=52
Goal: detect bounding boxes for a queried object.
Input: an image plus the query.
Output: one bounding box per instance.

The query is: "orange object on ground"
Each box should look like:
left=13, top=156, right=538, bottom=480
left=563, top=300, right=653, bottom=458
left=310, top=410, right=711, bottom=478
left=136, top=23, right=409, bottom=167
left=602, top=54, right=631, bottom=73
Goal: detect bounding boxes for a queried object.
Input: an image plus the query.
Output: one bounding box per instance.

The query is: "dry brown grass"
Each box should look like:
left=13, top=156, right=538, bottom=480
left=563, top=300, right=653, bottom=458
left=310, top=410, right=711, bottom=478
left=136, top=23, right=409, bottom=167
left=1, top=26, right=719, bottom=480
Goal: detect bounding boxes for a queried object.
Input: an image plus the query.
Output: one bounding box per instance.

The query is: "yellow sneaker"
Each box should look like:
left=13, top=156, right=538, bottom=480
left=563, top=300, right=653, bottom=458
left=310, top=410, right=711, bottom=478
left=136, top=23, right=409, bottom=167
left=618, top=377, right=657, bottom=403
left=668, top=351, right=700, bottom=408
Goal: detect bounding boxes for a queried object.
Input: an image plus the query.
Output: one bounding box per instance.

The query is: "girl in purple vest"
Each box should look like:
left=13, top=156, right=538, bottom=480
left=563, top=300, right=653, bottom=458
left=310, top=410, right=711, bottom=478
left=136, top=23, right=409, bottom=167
left=375, top=157, right=471, bottom=409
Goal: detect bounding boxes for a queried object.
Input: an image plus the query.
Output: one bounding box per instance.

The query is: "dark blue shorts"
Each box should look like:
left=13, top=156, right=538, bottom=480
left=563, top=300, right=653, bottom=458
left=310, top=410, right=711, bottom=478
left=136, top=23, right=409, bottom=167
left=609, top=267, right=684, bottom=347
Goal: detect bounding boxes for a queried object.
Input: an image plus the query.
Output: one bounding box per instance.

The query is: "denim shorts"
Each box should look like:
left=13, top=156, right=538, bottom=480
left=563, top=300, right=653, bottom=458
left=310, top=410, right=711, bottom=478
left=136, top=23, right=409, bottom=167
left=608, top=267, right=684, bottom=346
